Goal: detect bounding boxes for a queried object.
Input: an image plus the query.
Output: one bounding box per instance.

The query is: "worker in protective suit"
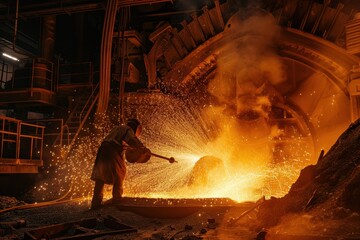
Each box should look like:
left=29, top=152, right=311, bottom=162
left=90, top=118, right=151, bottom=209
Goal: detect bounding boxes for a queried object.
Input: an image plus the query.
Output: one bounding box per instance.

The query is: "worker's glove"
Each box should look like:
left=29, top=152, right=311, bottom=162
left=144, top=147, right=151, bottom=156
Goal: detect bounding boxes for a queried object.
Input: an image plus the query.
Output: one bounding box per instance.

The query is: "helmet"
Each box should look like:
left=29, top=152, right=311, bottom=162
left=126, top=118, right=141, bottom=133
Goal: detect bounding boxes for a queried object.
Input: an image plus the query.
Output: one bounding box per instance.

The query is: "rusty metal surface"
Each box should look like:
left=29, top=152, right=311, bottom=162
left=23, top=215, right=136, bottom=240
left=114, top=197, right=240, bottom=207
left=0, top=0, right=172, bottom=21
left=113, top=197, right=250, bottom=219
left=0, top=115, right=45, bottom=173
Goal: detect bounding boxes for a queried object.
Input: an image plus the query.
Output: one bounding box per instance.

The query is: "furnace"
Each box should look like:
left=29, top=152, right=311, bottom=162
left=0, top=0, right=360, bottom=239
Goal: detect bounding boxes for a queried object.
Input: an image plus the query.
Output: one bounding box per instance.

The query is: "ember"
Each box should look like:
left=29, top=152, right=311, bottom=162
left=31, top=2, right=313, bottom=205
left=31, top=95, right=313, bottom=204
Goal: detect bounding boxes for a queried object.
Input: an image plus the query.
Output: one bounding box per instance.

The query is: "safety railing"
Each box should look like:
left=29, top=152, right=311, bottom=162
left=25, top=118, right=70, bottom=147
left=61, top=81, right=100, bottom=160
left=66, top=81, right=99, bottom=147
left=2, top=60, right=95, bottom=93
left=79, top=81, right=99, bottom=123
left=3, top=58, right=54, bottom=92
left=0, top=115, right=45, bottom=161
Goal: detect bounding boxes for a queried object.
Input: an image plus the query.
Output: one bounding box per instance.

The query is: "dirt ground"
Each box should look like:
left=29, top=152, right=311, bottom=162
left=0, top=198, right=262, bottom=240
left=2, top=119, right=360, bottom=240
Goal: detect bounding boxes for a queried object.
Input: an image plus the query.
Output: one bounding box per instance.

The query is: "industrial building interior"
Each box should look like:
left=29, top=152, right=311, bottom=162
left=0, top=0, right=360, bottom=239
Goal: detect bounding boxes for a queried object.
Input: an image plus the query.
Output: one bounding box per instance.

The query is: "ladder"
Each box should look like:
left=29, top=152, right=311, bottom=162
left=54, top=82, right=99, bottom=154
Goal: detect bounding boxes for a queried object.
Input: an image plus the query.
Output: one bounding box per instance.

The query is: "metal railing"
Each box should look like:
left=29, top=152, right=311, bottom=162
left=26, top=118, right=70, bottom=147
left=0, top=60, right=98, bottom=160
left=79, top=82, right=99, bottom=123
left=60, top=81, right=99, bottom=160
left=4, top=58, right=54, bottom=92
left=0, top=115, right=45, bottom=161
left=66, top=81, right=99, bottom=147
left=2, top=60, right=95, bottom=93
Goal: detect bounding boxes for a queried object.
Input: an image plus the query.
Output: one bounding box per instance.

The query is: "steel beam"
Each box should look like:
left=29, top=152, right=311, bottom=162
left=311, top=0, right=331, bottom=34
left=323, top=3, right=344, bottom=39
left=0, top=0, right=172, bottom=21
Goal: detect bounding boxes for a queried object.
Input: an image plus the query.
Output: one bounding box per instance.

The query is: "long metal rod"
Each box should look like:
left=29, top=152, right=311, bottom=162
left=97, top=0, right=117, bottom=113
left=140, top=9, right=200, bottom=18
left=0, top=1, right=171, bottom=21
left=323, top=3, right=344, bottom=39
left=150, top=152, right=174, bottom=161
left=300, top=0, right=313, bottom=31
left=228, top=196, right=265, bottom=225
left=311, top=0, right=331, bottom=34
left=119, top=7, right=128, bottom=124
left=30, top=136, right=33, bottom=160
left=40, top=127, right=44, bottom=161
left=123, top=146, right=176, bottom=163
left=12, top=0, right=19, bottom=52
left=16, top=121, right=20, bottom=159
left=0, top=61, right=5, bottom=86
left=0, top=119, right=3, bottom=158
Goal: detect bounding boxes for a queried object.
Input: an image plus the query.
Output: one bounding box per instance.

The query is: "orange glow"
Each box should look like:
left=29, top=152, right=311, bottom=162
left=124, top=104, right=313, bottom=202
left=32, top=100, right=314, bottom=204
left=33, top=12, right=318, bottom=204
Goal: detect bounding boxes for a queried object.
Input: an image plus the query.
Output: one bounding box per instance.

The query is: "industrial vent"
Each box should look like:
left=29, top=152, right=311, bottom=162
left=346, top=16, right=360, bottom=55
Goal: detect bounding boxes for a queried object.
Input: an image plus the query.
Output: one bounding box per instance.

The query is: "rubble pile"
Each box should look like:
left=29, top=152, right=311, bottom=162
left=258, top=119, right=360, bottom=228
left=0, top=196, right=26, bottom=210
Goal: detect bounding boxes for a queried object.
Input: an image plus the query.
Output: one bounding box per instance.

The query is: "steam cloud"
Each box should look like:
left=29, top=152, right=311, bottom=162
left=208, top=9, right=286, bottom=119
left=198, top=8, right=295, bottom=197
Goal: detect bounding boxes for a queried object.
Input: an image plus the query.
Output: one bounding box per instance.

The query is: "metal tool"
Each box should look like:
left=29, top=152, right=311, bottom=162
left=227, top=196, right=265, bottom=225
left=150, top=152, right=177, bottom=163
left=123, top=146, right=176, bottom=163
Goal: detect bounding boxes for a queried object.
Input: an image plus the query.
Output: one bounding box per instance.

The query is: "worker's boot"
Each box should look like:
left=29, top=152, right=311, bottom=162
left=112, top=175, right=124, bottom=205
left=90, top=181, right=104, bottom=210
left=90, top=198, right=102, bottom=210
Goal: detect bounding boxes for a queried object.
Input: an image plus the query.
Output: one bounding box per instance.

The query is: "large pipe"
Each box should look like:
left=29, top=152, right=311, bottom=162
left=97, top=0, right=117, bottom=113
left=118, top=7, right=131, bottom=123
left=41, top=15, right=56, bottom=60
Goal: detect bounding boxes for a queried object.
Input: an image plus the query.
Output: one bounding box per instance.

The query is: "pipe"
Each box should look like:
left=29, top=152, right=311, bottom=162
left=119, top=7, right=130, bottom=124
left=139, top=9, right=200, bottom=18
left=12, top=0, right=19, bottom=52
left=311, top=0, right=331, bottom=34
left=150, top=152, right=177, bottom=163
left=41, top=15, right=56, bottom=60
left=0, top=180, right=77, bottom=214
left=323, top=3, right=344, bottom=39
left=300, top=0, right=313, bottom=31
left=0, top=197, right=87, bottom=214
left=9, top=0, right=36, bottom=59
left=97, top=0, right=117, bottom=113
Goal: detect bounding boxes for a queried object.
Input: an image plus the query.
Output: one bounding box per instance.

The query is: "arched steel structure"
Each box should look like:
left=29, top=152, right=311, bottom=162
left=145, top=0, right=360, bottom=153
